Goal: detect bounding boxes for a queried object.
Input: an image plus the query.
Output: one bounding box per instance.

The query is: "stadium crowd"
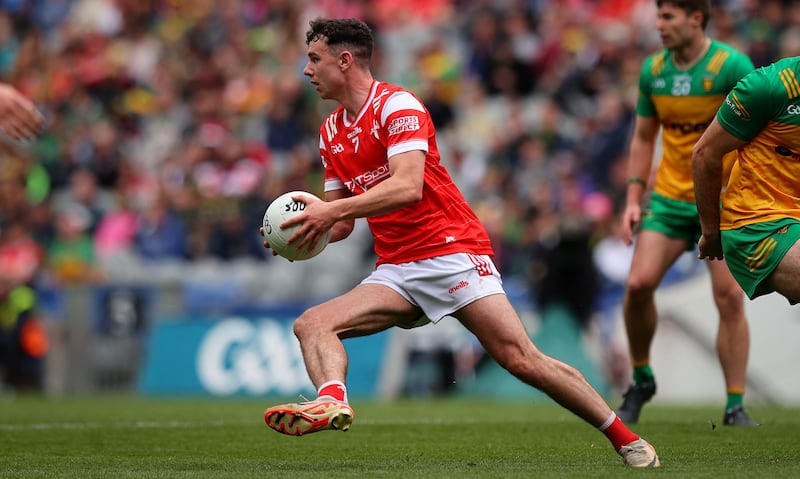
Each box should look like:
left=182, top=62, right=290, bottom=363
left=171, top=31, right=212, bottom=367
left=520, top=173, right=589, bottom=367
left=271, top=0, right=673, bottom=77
left=0, top=0, right=797, bottom=389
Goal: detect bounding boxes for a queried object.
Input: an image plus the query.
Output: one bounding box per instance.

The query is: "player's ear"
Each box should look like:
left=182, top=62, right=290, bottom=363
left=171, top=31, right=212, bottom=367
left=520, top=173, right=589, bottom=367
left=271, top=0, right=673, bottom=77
left=339, top=50, right=353, bottom=70
left=690, top=10, right=704, bottom=28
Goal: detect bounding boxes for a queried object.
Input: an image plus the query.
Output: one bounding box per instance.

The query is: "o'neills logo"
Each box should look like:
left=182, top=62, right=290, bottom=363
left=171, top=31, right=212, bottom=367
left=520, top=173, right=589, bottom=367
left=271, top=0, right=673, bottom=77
left=449, top=281, right=469, bottom=294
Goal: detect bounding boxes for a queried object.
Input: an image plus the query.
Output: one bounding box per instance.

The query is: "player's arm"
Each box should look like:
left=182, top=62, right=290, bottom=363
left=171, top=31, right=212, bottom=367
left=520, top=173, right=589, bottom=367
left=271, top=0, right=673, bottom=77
left=0, top=84, right=44, bottom=141
left=323, top=188, right=356, bottom=242
left=287, top=151, right=425, bottom=248
left=691, top=117, right=747, bottom=260
left=328, top=149, right=425, bottom=220
left=621, top=114, right=660, bottom=245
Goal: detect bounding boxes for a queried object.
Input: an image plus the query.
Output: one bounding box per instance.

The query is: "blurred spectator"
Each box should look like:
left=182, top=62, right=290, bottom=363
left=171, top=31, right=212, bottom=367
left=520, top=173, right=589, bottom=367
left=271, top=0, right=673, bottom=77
left=93, top=188, right=139, bottom=261
left=133, top=192, right=188, bottom=261
left=0, top=215, right=47, bottom=391
left=0, top=274, right=47, bottom=391
left=581, top=88, right=634, bottom=192
left=527, top=168, right=600, bottom=328
left=46, top=201, right=104, bottom=283
left=50, top=167, right=115, bottom=235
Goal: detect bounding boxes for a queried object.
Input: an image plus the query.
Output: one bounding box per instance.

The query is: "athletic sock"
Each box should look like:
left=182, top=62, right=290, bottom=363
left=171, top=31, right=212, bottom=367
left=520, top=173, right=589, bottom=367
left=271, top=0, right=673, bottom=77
left=632, top=362, right=654, bottom=384
left=726, top=389, right=744, bottom=410
left=317, top=380, right=348, bottom=402
left=599, top=413, right=640, bottom=452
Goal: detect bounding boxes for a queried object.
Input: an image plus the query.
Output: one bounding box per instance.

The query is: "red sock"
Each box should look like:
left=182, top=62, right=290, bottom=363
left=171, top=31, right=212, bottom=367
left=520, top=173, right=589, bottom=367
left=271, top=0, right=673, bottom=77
left=317, top=381, right=347, bottom=402
left=600, top=414, right=639, bottom=451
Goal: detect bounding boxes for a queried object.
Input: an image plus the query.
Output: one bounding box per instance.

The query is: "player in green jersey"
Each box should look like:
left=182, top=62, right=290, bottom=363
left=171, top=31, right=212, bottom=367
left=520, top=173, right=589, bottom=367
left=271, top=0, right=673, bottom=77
left=616, top=0, right=758, bottom=426
left=693, top=56, right=800, bottom=305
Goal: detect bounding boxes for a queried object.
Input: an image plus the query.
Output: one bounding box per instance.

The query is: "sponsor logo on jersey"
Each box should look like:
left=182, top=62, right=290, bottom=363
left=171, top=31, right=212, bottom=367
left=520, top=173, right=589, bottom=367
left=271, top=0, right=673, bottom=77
left=662, top=120, right=710, bottom=134
left=787, top=104, right=800, bottom=115
left=344, top=163, right=391, bottom=192
left=388, top=115, right=420, bottom=136
left=331, top=143, right=345, bottom=154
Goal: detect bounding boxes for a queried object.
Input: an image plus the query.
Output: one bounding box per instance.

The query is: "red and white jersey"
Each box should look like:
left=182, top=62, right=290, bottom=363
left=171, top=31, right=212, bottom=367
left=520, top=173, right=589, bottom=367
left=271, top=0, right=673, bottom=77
left=319, top=81, right=494, bottom=265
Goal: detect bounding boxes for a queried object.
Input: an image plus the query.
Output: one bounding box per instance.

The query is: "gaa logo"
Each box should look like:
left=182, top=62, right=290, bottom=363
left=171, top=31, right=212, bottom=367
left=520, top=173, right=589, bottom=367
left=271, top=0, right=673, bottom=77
left=331, top=143, right=345, bottom=154
left=787, top=104, right=800, bottom=115
left=196, top=318, right=313, bottom=396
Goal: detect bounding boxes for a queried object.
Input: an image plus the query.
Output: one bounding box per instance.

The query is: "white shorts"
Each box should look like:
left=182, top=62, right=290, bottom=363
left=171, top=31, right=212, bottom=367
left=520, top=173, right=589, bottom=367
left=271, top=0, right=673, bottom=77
left=360, top=253, right=505, bottom=328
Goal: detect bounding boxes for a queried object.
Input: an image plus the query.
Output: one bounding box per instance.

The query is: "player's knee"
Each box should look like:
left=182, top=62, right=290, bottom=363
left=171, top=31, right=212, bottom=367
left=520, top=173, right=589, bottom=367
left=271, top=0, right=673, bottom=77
left=625, top=274, right=658, bottom=300
left=293, top=308, right=321, bottom=339
left=713, top=286, right=744, bottom=316
left=496, top=347, right=546, bottom=386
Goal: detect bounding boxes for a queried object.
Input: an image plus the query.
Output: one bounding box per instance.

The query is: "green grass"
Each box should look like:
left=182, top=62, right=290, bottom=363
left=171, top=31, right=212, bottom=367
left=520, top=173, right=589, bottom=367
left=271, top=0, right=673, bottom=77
left=0, top=396, right=798, bottom=478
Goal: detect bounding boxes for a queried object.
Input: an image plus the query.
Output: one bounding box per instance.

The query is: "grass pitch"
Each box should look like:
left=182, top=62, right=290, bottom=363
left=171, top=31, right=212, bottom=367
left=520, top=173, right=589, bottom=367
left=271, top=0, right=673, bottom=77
left=0, top=395, right=798, bottom=478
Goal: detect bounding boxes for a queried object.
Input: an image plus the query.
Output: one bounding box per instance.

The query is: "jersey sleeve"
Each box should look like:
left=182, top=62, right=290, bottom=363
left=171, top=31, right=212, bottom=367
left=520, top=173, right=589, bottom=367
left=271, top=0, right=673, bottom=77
left=319, top=132, right=345, bottom=192
left=716, top=68, right=777, bottom=142
left=381, top=92, right=430, bottom=158
left=635, top=57, right=657, bottom=118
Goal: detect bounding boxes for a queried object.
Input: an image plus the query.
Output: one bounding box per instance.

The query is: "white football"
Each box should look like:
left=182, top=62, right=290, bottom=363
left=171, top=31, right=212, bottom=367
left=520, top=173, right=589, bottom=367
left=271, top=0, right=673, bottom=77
left=262, top=191, right=330, bottom=261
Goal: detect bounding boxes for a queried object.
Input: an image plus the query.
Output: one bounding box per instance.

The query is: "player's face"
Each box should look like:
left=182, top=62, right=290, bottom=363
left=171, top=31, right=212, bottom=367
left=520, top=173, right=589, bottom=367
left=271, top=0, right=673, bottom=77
left=655, top=4, right=699, bottom=50
left=304, top=39, right=344, bottom=101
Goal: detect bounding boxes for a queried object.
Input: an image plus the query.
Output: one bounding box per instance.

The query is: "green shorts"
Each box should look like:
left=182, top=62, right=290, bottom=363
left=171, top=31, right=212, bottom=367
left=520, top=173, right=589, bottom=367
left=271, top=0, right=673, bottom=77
left=721, top=218, right=800, bottom=300
left=641, top=192, right=701, bottom=249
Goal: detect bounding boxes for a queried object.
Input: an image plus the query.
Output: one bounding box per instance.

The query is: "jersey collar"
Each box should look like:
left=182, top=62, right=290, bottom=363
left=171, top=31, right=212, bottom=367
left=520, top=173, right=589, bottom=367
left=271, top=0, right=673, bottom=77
left=343, top=80, right=379, bottom=127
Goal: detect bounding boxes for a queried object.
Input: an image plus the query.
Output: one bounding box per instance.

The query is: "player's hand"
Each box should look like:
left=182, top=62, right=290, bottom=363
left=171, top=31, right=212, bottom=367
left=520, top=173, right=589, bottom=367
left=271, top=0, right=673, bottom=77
left=697, top=233, right=724, bottom=261
left=282, top=194, right=334, bottom=251
left=620, top=204, right=642, bottom=246
left=258, top=226, right=292, bottom=261
left=0, top=84, right=44, bottom=141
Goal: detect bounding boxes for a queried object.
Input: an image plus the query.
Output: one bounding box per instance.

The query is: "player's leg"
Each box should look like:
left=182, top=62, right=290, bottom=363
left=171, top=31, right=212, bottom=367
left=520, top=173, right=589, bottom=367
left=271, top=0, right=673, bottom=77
left=617, top=229, right=686, bottom=422
left=455, top=294, right=610, bottom=422
left=265, top=283, right=422, bottom=436
left=454, top=294, right=659, bottom=467
left=706, top=259, right=757, bottom=426
left=293, top=283, right=421, bottom=386
left=765, top=238, right=800, bottom=302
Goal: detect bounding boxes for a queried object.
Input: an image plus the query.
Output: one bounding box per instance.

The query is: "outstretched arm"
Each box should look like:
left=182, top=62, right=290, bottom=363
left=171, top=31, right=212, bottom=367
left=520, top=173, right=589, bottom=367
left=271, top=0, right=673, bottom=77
left=0, top=84, right=44, bottom=141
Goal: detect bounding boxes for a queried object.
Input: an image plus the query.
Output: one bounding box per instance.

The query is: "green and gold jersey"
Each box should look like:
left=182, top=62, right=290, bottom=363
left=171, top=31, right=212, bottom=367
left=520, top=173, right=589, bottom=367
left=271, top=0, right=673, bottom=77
left=637, top=40, right=753, bottom=202
left=717, top=56, right=800, bottom=230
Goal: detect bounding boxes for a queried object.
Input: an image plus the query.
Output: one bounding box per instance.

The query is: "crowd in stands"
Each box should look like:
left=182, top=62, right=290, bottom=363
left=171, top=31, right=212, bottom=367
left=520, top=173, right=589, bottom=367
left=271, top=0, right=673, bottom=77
left=0, top=0, right=797, bottom=318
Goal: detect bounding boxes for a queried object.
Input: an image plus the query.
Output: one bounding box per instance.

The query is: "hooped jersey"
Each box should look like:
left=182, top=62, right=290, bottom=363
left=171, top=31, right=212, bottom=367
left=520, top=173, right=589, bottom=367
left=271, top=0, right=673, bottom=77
left=318, top=81, right=494, bottom=265
left=716, top=56, right=800, bottom=230
left=637, top=40, right=753, bottom=202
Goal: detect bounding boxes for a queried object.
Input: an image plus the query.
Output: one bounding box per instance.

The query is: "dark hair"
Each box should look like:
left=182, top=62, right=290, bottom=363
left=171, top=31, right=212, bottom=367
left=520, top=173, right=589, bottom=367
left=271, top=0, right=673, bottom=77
left=306, top=18, right=374, bottom=65
left=657, top=0, right=711, bottom=29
